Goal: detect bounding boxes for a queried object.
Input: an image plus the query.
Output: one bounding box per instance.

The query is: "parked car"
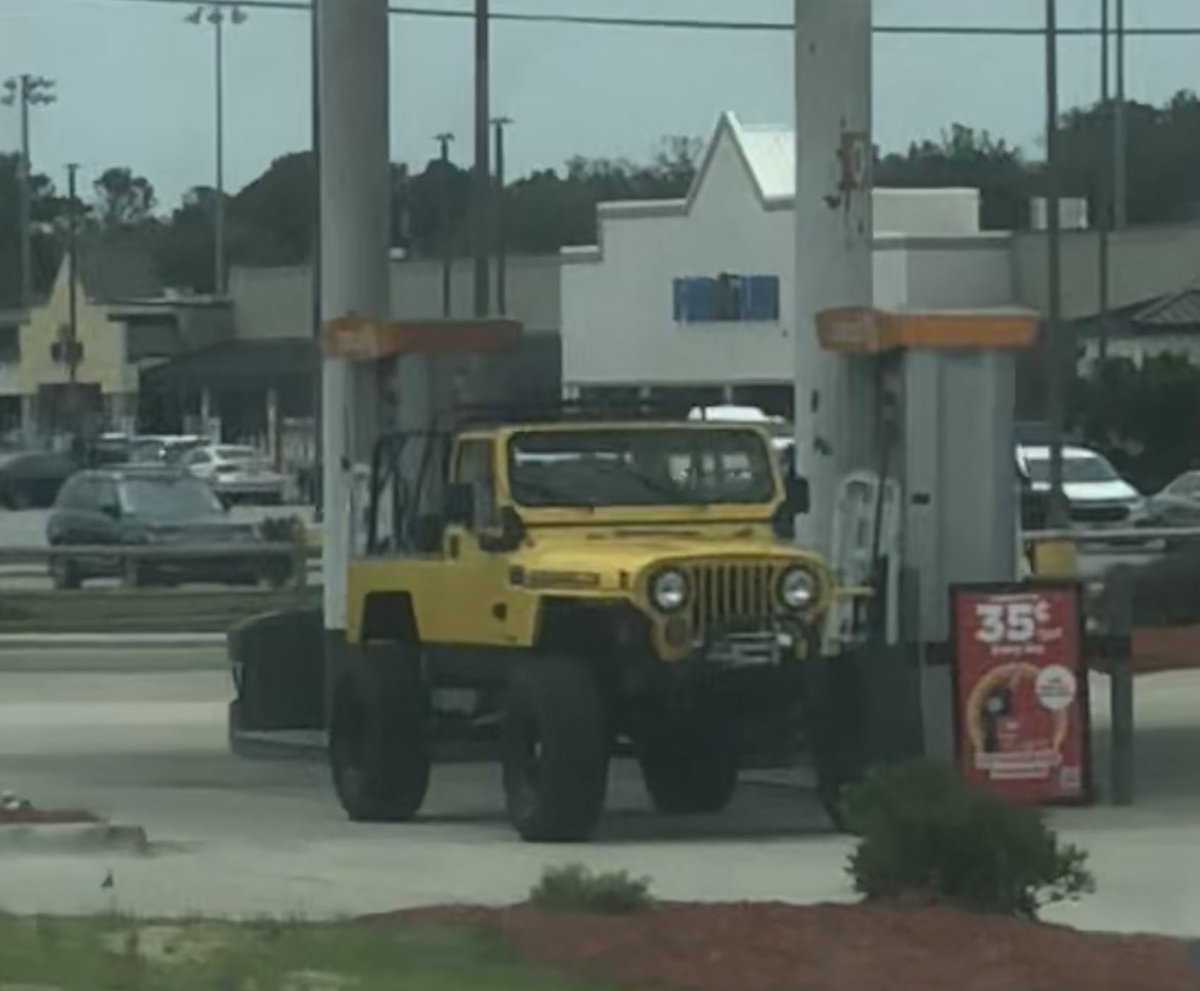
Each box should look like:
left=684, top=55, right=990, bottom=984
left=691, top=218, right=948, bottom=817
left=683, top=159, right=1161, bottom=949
left=45, top=466, right=271, bottom=589
left=157, top=435, right=207, bottom=463
left=1140, top=470, right=1200, bottom=529
left=182, top=444, right=286, bottom=505
left=88, top=433, right=136, bottom=467
left=124, top=435, right=206, bottom=465
left=0, top=450, right=75, bottom=509
left=1015, top=444, right=1144, bottom=528
left=689, top=405, right=795, bottom=470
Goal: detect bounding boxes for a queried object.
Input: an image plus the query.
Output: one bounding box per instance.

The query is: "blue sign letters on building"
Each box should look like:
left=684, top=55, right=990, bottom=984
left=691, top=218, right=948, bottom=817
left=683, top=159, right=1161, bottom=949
left=673, top=274, right=780, bottom=324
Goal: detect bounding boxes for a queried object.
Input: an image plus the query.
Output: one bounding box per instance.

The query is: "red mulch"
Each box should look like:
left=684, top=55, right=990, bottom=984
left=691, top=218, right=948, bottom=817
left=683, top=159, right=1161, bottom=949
left=374, top=902, right=1197, bottom=991
left=0, top=805, right=100, bottom=825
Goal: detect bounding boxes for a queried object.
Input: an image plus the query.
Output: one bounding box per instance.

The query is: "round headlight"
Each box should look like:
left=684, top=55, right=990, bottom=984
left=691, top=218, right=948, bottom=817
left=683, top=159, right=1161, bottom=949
left=779, top=567, right=817, bottom=610
left=651, top=569, right=689, bottom=612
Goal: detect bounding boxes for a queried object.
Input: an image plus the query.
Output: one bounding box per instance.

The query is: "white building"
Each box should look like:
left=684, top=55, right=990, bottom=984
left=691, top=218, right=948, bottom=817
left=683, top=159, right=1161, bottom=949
left=561, top=112, right=1113, bottom=412
left=560, top=112, right=1019, bottom=412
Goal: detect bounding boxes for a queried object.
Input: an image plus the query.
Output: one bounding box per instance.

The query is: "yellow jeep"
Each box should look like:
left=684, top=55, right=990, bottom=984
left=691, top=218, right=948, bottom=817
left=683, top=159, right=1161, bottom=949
left=329, top=410, right=836, bottom=841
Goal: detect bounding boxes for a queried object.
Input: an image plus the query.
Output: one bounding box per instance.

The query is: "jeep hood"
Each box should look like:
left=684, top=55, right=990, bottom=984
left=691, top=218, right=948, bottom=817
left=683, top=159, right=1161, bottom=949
left=514, top=527, right=810, bottom=581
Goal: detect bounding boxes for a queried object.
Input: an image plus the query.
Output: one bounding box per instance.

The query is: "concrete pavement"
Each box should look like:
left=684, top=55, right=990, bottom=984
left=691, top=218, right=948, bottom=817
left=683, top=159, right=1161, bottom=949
left=0, top=645, right=1196, bottom=936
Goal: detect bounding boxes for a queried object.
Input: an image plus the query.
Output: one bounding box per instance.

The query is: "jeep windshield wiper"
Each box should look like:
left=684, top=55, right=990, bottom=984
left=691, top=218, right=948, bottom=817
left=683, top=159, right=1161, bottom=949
left=512, top=477, right=597, bottom=509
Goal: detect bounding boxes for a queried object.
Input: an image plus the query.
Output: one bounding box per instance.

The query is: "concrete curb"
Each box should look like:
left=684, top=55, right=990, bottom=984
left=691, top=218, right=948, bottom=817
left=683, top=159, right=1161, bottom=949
left=0, top=633, right=227, bottom=648
left=0, top=822, right=149, bottom=856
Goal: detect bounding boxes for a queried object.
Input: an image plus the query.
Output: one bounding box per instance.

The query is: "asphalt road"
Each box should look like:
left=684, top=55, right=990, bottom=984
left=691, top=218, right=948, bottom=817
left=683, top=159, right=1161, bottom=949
left=0, top=645, right=1197, bottom=935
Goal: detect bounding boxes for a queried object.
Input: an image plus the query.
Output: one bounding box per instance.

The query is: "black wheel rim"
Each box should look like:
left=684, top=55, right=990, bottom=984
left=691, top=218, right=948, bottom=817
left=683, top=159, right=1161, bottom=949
left=332, top=700, right=369, bottom=803
left=511, top=718, right=543, bottom=820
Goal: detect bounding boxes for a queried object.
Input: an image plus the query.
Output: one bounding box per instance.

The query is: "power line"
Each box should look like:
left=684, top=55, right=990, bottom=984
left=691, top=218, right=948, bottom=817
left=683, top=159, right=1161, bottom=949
left=29, top=0, right=1200, bottom=36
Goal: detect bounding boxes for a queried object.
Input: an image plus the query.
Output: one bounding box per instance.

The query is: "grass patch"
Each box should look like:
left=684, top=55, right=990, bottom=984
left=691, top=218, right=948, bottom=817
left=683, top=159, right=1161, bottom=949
left=0, top=913, right=615, bottom=991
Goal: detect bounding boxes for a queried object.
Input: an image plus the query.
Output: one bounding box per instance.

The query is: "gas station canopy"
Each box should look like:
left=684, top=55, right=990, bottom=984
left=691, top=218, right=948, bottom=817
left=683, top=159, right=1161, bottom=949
left=320, top=315, right=523, bottom=361
left=816, top=307, right=1039, bottom=355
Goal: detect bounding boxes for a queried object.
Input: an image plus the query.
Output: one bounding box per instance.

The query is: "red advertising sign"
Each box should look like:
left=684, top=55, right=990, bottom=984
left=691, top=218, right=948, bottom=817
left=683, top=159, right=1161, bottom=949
left=951, top=584, right=1092, bottom=804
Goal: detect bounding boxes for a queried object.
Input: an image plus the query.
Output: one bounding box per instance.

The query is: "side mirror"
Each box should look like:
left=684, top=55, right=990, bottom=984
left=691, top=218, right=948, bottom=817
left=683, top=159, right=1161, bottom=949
left=773, top=475, right=810, bottom=539
left=480, top=506, right=526, bottom=554
left=786, top=475, right=811, bottom=516
left=100, top=501, right=121, bottom=520
left=444, top=482, right=475, bottom=528
left=410, top=514, right=446, bottom=554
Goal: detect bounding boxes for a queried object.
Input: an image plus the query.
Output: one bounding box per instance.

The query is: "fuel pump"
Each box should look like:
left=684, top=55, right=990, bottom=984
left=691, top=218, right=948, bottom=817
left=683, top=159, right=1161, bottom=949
left=227, top=315, right=524, bottom=749
left=816, top=306, right=1040, bottom=763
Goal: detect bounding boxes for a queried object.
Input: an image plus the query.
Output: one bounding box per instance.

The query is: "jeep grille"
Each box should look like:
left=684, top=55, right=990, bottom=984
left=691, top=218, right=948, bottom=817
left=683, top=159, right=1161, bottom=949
left=685, top=561, right=780, bottom=636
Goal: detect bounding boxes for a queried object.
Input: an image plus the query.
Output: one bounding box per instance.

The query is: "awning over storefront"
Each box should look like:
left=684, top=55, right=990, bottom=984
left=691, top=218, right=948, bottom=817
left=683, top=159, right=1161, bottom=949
left=140, top=340, right=317, bottom=392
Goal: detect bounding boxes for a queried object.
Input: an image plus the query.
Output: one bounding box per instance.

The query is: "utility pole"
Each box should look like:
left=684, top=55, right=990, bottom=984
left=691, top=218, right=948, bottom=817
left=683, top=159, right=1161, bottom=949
left=1097, top=0, right=1111, bottom=362
left=1044, top=0, right=1068, bottom=528
left=1, top=74, right=56, bottom=310
left=309, top=0, right=323, bottom=514
left=472, top=0, right=491, bottom=317
left=187, top=4, right=247, bottom=296
left=66, top=163, right=80, bottom=440
left=491, top=116, right=513, bottom=315
left=1113, top=0, right=1127, bottom=231
left=435, top=132, right=455, bottom=317
left=792, top=0, right=873, bottom=559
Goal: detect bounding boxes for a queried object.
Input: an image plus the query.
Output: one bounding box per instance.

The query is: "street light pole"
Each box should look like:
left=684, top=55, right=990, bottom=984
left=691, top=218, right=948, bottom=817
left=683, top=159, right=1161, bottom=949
left=187, top=4, right=246, bottom=296
left=435, top=132, right=455, bottom=317
left=214, top=8, right=226, bottom=295
left=491, top=116, right=512, bottom=315
left=2, top=74, right=56, bottom=310
left=1113, top=0, right=1127, bottom=231
left=66, top=163, right=80, bottom=440
left=1097, top=0, right=1111, bottom=362
left=309, top=0, right=323, bottom=513
left=1044, top=0, right=1068, bottom=528
left=472, top=0, right=491, bottom=317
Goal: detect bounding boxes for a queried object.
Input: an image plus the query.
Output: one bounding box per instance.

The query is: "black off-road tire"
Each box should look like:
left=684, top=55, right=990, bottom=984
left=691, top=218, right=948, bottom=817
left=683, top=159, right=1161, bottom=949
left=329, top=648, right=432, bottom=823
left=49, top=556, right=82, bottom=591
left=638, top=697, right=740, bottom=815
left=802, top=656, right=862, bottom=834
left=501, top=653, right=609, bottom=842
left=121, top=558, right=154, bottom=588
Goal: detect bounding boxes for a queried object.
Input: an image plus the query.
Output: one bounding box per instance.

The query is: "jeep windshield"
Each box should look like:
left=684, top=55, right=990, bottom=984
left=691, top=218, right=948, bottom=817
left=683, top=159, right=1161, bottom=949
left=507, top=428, right=776, bottom=508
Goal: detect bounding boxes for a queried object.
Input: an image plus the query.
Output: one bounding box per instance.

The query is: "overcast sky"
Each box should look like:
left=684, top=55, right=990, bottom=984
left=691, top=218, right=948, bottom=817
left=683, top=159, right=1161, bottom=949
left=2, top=0, right=1197, bottom=210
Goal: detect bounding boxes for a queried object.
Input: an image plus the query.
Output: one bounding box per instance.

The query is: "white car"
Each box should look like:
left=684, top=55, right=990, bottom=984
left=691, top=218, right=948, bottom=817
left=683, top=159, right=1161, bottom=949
left=183, top=444, right=286, bottom=505
left=1016, top=444, right=1143, bottom=527
left=688, top=405, right=795, bottom=457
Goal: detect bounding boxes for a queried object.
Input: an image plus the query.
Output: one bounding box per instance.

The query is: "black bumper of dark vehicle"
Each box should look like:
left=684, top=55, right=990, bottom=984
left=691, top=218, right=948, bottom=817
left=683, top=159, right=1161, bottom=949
left=122, top=548, right=291, bottom=586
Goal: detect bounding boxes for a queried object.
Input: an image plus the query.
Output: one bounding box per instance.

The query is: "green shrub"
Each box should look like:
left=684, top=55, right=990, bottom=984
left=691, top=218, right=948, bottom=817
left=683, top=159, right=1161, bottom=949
left=842, top=759, right=1094, bottom=920
left=529, top=864, right=651, bottom=915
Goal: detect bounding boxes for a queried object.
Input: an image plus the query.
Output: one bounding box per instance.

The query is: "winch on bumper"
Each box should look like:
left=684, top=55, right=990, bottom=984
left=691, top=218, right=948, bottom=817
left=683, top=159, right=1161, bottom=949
left=644, top=557, right=825, bottom=666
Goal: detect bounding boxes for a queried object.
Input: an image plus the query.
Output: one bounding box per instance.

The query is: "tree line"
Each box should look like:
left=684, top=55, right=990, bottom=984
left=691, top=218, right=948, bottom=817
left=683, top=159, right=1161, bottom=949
left=0, top=91, right=1197, bottom=305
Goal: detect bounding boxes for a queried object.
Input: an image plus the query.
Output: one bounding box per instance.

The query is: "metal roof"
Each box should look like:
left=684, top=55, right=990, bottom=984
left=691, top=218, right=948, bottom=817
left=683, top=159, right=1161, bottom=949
left=1131, top=288, right=1200, bottom=328
left=139, top=339, right=317, bottom=390
left=726, top=116, right=796, bottom=205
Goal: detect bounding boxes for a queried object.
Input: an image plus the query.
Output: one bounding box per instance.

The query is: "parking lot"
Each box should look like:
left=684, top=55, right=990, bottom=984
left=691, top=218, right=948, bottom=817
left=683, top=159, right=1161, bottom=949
left=0, top=644, right=1196, bottom=936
